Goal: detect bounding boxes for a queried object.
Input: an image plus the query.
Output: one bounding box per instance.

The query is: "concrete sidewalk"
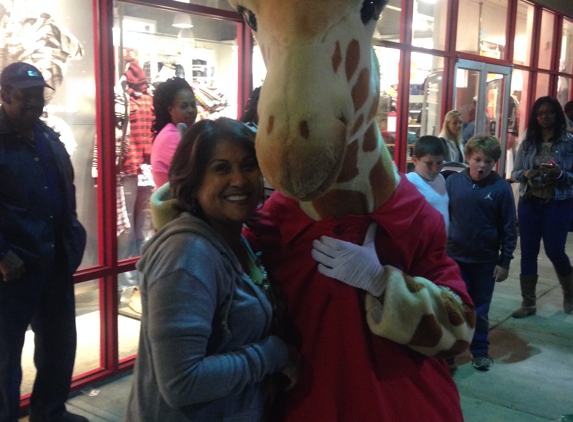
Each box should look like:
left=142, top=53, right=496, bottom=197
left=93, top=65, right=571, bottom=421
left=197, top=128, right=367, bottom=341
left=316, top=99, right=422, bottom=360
left=20, top=238, right=573, bottom=422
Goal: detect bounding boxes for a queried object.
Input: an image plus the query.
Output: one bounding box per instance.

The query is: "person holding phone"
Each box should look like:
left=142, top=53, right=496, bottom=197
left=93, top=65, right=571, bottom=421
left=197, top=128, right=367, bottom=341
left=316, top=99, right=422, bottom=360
left=511, top=96, right=573, bottom=318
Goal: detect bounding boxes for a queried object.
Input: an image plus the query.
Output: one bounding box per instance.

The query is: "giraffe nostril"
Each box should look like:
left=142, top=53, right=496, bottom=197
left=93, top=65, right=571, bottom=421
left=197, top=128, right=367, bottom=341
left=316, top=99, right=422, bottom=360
left=299, top=120, right=310, bottom=139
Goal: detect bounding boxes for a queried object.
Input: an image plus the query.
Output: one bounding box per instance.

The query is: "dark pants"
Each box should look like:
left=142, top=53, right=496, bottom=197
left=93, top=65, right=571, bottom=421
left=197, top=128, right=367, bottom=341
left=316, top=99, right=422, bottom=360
left=455, top=260, right=497, bottom=357
left=518, top=197, right=573, bottom=276
left=0, top=269, right=77, bottom=422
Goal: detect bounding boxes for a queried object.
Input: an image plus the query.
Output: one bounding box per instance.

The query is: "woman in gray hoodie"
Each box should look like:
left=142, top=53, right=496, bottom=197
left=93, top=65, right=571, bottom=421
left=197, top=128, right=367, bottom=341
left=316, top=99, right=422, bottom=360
left=124, top=118, right=297, bottom=422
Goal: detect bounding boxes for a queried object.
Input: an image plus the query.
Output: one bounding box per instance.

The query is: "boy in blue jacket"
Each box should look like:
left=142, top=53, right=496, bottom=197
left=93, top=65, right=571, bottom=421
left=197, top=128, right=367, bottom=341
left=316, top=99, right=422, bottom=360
left=446, top=135, right=517, bottom=371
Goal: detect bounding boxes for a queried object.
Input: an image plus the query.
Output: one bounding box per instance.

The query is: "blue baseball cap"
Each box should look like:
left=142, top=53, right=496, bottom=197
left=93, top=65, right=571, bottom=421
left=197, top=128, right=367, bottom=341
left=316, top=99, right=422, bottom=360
left=0, top=62, right=54, bottom=90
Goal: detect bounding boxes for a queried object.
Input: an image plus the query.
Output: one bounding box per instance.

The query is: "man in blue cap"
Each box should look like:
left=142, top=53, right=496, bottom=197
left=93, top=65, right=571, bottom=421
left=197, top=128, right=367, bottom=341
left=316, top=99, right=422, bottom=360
left=0, top=62, right=87, bottom=422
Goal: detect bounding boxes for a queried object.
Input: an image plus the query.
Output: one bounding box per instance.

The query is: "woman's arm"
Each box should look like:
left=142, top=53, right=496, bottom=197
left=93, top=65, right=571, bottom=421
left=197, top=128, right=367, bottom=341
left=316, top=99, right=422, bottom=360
left=146, top=268, right=288, bottom=409
left=511, top=142, right=527, bottom=182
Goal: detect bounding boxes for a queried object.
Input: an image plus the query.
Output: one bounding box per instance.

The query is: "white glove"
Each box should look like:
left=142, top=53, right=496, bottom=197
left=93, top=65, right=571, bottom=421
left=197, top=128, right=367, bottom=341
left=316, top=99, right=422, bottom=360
left=311, top=223, right=386, bottom=297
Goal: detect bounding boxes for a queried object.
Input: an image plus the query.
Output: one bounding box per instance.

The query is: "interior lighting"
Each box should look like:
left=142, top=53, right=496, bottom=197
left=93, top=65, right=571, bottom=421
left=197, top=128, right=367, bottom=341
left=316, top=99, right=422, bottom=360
left=178, top=28, right=195, bottom=43
left=173, top=13, right=193, bottom=28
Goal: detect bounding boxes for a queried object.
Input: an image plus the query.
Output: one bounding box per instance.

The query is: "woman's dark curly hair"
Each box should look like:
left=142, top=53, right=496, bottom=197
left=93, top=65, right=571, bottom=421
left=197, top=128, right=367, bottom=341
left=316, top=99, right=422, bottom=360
left=524, top=96, right=568, bottom=149
left=169, top=117, right=258, bottom=218
left=151, top=77, right=194, bottom=139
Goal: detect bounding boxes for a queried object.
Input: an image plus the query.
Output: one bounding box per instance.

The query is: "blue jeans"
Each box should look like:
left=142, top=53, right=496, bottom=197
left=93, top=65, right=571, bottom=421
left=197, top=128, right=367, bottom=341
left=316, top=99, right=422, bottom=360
left=518, top=197, right=573, bottom=276
left=455, top=260, right=497, bottom=357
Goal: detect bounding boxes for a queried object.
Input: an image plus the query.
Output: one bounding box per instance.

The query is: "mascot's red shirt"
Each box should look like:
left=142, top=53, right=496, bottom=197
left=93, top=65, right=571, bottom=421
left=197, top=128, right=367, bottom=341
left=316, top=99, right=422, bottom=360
left=244, top=175, right=471, bottom=422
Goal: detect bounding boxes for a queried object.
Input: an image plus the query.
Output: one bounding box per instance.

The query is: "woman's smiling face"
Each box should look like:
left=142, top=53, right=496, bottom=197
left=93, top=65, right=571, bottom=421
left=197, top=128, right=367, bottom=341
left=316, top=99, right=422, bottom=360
left=196, top=139, right=262, bottom=233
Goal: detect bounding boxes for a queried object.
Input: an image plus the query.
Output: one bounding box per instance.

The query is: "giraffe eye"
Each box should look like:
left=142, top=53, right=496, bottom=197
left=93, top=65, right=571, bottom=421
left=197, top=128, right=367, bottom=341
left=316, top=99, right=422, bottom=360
left=360, top=0, right=388, bottom=24
left=239, top=7, right=258, bottom=32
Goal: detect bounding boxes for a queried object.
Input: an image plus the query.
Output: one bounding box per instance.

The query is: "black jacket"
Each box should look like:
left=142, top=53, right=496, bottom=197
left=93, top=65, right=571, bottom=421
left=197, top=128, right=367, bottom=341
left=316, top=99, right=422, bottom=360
left=0, top=108, right=86, bottom=275
left=446, top=169, right=517, bottom=268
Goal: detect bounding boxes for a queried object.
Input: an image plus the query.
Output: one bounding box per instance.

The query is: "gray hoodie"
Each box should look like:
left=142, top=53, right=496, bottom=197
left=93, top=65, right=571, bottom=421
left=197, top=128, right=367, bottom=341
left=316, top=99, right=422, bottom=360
left=124, top=212, right=288, bottom=422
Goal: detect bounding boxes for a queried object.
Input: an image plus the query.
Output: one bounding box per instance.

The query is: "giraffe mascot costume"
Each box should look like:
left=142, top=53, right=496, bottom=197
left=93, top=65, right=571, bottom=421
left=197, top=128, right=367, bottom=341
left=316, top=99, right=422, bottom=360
left=228, top=0, right=476, bottom=420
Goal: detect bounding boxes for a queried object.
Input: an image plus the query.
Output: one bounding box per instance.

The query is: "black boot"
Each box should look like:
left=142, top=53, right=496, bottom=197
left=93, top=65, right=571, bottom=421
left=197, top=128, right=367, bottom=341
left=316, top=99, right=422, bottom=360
left=512, top=274, right=537, bottom=318
left=557, top=271, right=573, bottom=314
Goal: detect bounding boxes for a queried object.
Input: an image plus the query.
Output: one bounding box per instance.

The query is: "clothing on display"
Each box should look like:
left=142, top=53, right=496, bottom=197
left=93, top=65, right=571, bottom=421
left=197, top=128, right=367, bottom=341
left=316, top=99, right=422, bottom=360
left=192, top=82, right=228, bottom=115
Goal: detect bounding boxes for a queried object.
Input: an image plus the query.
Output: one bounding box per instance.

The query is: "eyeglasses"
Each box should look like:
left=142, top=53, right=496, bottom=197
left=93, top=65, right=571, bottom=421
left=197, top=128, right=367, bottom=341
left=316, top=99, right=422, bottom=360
left=536, top=111, right=556, bottom=118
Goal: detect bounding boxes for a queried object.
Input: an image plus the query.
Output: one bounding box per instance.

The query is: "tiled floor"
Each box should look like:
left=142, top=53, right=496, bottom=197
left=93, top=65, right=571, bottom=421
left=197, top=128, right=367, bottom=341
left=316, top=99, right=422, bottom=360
left=19, top=238, right=573, bottom=422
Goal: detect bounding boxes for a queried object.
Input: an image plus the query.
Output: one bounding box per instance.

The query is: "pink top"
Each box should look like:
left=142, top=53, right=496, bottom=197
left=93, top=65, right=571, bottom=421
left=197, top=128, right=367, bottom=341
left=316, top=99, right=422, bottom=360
left=151, top=123, right=180, bottom=187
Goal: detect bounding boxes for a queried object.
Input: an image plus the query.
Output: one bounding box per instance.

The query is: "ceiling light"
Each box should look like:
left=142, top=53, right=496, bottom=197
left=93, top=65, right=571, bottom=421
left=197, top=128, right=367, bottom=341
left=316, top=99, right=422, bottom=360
left=173, top=13, right=193, bottom=28
left=178, top=28, right=195, bottom=43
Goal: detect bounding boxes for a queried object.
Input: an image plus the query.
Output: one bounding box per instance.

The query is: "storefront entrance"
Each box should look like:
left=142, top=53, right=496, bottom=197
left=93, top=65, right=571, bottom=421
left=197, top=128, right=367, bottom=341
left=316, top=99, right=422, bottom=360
left=453, top=59, right=513, bottom=176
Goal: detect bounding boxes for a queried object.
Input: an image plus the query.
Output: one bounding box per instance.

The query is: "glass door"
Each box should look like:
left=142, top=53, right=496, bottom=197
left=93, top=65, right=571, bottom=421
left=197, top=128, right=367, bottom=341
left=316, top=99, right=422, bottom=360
left=454, top=59, right=513, bottom=177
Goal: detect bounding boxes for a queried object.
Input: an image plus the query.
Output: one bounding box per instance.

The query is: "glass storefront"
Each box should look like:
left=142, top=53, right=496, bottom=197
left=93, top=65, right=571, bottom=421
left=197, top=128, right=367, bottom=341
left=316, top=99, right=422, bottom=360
left=112, top=3, right=240, bottom=344
left=514, top=1, right=535, bottom=67
left=457, top=0, right=508, bottom=59
left=2, top=0, right=246, bottom=406
left=538, top=10, right=556, bottom=69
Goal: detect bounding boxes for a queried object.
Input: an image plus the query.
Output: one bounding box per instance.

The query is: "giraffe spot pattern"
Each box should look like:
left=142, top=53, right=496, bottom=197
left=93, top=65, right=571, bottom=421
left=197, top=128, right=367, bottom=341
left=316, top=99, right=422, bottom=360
left=463, top=303, right=477, bottom=329
left=350, top=114, right=364, bottom=138
left=407, top=314, right=443, bottom=348
left=369, top=157, right=395, bottom=209
left=362, top=121, right=378, bottom=152
left=267, top=115, right=275, bottom=135
left=351, top=68, right=370, bottom=112
left=434, top=339, right=471, bottom=359
left=299, top=120, right=310, bottom=139
left=403, top=274, right=426, bottom=293
left=313, top=189, right=368, bottom=219
left=345, top=39, right=360, bottom=81
left=336, top=140, right=359, bottom=183
left=441, top=291, right=466, bottom=326
left=332, top=41, right=342, bottom=73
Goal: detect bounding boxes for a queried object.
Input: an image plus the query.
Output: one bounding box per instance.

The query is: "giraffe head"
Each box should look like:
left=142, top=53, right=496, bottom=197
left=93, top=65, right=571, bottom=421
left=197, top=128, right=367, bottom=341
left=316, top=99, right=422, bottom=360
left=229, top=0, right=393, bottom=211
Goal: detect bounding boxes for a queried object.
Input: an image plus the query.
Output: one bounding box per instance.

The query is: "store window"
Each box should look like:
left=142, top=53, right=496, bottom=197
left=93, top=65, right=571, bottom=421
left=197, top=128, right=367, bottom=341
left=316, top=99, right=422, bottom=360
left=374, top=0, right=401, bottom=43
left=535, top=72, right=550, bottom=99
left=456, top=0, right=508, bottom=59
left=0, top=0, right=99, bottom=270
left=557, top=76, right=572, bottom=109
left=514, top=1, right=535, bottom=67
left=252, top=45, right=265, bottom=89
left=561, top=19, right=573, bottom=75
left=511, top=69, right=530, bottom=140
left=175, top=0, right=235, bottom=12
left=109, top=2, right=240, bottom=351
left=404, top=53, right=444, bottom=172
left=410, top=53, right=444, bottom=140
left=411, top=0, right=447, bottom=51
left=22, top=279, right=102, bottom=396
left=537, top=10, right=555, bottom=70
left=374, top=46, right=400, bottom=160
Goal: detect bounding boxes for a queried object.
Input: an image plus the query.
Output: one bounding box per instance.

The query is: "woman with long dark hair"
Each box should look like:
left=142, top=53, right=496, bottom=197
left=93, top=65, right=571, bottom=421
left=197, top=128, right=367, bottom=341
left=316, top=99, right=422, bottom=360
left=150, top=77, right=197, bottom=187
left=511, top=96, right=573, bottom=317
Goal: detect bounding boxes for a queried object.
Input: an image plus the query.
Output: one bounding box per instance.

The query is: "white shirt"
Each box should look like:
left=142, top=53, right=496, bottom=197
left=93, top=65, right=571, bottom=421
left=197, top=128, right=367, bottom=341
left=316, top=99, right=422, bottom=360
left=406, top=172, right=450, bottom=234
